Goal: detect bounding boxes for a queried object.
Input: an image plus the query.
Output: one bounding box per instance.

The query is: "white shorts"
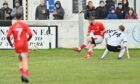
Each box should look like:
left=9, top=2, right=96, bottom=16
left=89, top=34, right=104, bottom=44
left=17, top=53, right=28, bottom=58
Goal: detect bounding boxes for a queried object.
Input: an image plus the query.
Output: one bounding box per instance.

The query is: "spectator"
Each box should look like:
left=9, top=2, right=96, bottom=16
left=116, top=3, right=124, bottom=19
left=0, top=1, right=12, bottom=20
left=105, top=0, right=116, bottom=12
left=125, top=8, right=138, bottom=19
left=0, top=9, right=2, bottom=20
left=84, top=1, right=96, bottom=19
left=53, top=1, right=65, bottom=20
left=106, top=8, right=118, bottom=19
left=35, top=0, right=49, bottom=20
left=11, top=0, right=23, bottom=19
left=96, top=1, right=108, bottom=19
left=122, top=0, right=129, bottom=12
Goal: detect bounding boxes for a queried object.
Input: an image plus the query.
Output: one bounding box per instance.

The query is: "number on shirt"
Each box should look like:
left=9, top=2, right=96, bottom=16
left=112, top=32, right=121, bottom=38
left=15, top=28, right=23, bottom=40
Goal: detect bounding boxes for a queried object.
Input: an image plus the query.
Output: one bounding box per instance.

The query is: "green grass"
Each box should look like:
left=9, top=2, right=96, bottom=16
left=0, top=49, right=140, bottom=84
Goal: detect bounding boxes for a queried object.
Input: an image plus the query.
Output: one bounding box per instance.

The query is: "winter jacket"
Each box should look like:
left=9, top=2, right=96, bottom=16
left=53, top=7, right=65, bottom=20
left=84, top=6, right=96, bottom=19
left=125, top=13, right=138, bottom=19
left=105, top=0, right=116, bottom=12
left=0, top=9, right=2, bottom=20
left=106, top=12, right=118, bottom=19
left=35, top=5, right=49, bottom=20
left=53, top=1, right=65, bottom=20
left=11, top=6, right=23, bottom=17
left=0, top=7, right=12, bottom=20
left=96, top=6, right=108, bottom=19
left=115, top=7, right=124, bottom=19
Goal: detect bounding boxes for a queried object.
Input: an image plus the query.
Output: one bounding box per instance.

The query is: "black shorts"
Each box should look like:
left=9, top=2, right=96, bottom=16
left=91, top=37, right=96, bottom=46
left=107, top=44, right=121, bottom=52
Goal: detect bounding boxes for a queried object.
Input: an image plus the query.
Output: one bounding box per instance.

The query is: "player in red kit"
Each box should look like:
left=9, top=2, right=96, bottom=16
left=7, top=14, right=32, bottom=83
left=73, top=16, right=106, bottom=59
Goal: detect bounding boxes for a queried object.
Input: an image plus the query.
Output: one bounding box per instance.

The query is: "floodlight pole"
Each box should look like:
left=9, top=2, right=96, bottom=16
left=78, top=0, right=84, bottom=46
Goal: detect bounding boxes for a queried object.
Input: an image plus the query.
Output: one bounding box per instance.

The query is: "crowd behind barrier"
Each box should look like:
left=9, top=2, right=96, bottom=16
left=0, top=0, right=138, bottom=21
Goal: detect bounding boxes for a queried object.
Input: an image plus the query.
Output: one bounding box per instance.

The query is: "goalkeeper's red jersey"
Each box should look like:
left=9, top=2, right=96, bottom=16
left=7, top=21, right=32, bottom=53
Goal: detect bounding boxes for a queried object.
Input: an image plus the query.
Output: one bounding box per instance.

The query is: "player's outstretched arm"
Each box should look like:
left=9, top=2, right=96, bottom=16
left=101, top=29, right=106, bottom=36
left=24, top=23, right=33, bottom=41
left=7, top=36, right=13, bottom=47
left=102, top=29, right=106, bottom=34
left=7, top=26, right=13, bottom=47
left=27, top=33, right=32, bottom=41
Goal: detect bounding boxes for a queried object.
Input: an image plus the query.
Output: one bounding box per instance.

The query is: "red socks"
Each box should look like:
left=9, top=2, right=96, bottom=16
left=20, top=68, right=23, bottom=75
left=23, top=69, right=28, bottom=77
left=20, top=68, right=28, bottom=77
left=87, top=51, right=93, bottom=57
left=80, top=44, right=86, bottom=49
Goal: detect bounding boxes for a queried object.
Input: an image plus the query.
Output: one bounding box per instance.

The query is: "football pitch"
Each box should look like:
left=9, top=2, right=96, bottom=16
left=0, top=49, right=140, bottom=84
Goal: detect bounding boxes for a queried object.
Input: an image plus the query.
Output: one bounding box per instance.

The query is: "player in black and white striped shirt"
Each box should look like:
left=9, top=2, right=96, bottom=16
left=101, top=25, right=127, bottom=60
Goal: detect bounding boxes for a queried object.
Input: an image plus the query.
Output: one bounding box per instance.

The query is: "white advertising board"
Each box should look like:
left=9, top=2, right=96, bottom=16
left=0, top=26, right=58, bottom=49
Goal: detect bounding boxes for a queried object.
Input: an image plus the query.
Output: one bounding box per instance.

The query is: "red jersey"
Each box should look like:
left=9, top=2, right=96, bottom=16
left=7, top=21, right=32, bottom=53
left=88, top=22, right=105, bottom=36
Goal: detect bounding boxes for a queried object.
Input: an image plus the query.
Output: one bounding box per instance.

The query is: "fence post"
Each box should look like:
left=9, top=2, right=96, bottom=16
left=78, top=0, right=84, bottom=46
